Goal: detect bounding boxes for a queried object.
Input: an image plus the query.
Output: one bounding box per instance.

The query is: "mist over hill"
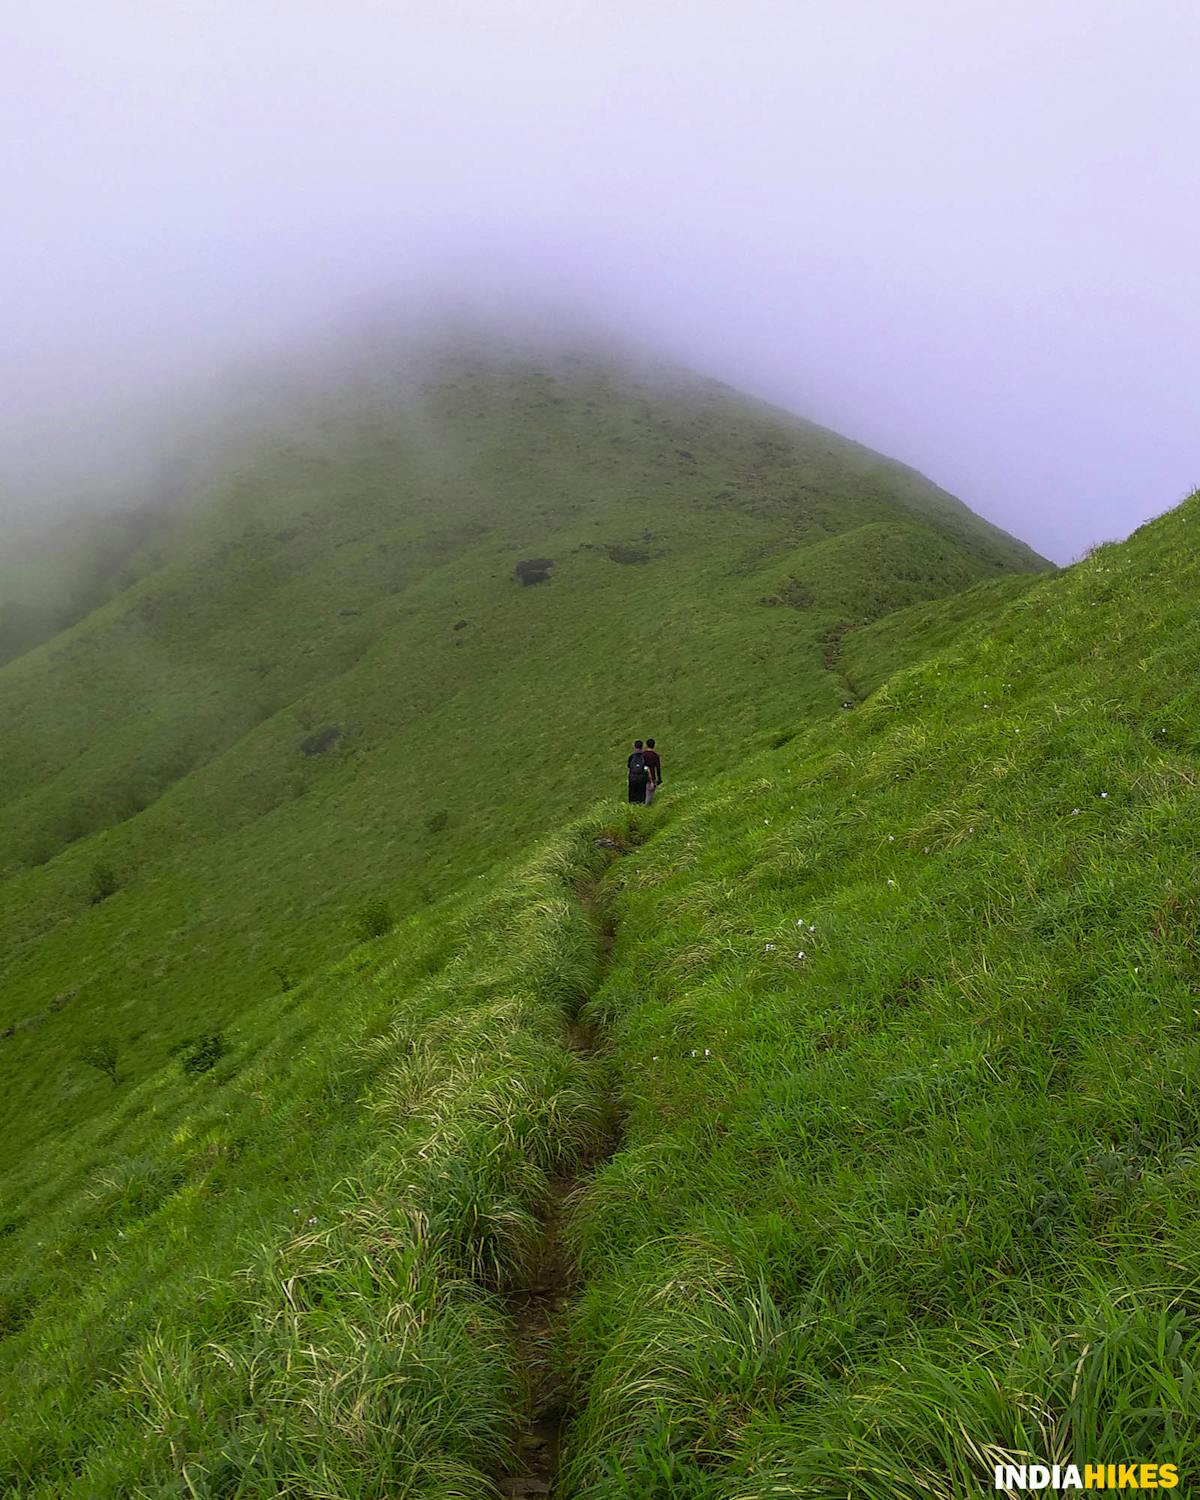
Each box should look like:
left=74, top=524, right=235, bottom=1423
left=0, top=336, right=1092, bottom=1497
left=0, top=341, right=1046, bottom=1150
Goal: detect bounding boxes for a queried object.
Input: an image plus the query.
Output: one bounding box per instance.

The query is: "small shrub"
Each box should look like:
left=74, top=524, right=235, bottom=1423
left=602, top=542, right=650, bottom=566
left=426, top=809, right=449, bottom=834
left=181, top=1032, right=227, bottom=1076
left=515, top=557, right=554, bottom=585
left=89, top=861, right=119, bottom=905
left=300, top=724, right=343, bottom=757
left=0, top=1282, right=36, bottom=1338
left=355, top=898, right=394, bottom=941
left=81, top=1038, right=120, bottom=1085
left=273, top=966, right=294, bottom=993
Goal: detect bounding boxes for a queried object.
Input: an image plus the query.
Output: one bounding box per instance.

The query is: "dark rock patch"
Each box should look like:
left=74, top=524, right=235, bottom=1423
left=602, top=543, right=651, bottom=566
left=515, top=558, right=555, bottom=586
left=300, top=725, right=343, bottom=757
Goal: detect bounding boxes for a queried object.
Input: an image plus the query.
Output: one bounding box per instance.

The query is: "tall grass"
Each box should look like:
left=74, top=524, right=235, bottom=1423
left=0, top=818, right=619, bottom=1497
left=561, top=494, right=1200, bottom=1495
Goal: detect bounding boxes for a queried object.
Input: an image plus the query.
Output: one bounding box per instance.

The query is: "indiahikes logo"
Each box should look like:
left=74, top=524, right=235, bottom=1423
left=994, top=1463, right=1179, bottom=1491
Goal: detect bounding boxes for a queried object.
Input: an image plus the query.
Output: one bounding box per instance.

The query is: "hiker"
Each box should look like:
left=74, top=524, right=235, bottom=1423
left=627, top=740, right=650, bottom=803
left=642, top=738, right=663, bottom=804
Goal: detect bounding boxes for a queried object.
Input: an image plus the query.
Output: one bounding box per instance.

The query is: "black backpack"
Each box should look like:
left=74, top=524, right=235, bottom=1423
left=629, top=751, right=646, bottom=778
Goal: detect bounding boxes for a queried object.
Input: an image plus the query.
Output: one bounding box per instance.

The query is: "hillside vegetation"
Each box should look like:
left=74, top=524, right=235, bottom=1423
left=0, top=345, right=1043, bottom=1172
left=3, top=460, right=1196, bottom=1494
left=566, top=495, right=1200, bottom=1493
left=18, top=342, right=1176, bottom=1497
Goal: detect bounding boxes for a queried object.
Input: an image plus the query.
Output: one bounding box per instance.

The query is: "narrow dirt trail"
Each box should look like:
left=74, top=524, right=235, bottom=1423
left=820, top=619, right=859, bottom=709
left=499, top=884, right=619, bottom=1499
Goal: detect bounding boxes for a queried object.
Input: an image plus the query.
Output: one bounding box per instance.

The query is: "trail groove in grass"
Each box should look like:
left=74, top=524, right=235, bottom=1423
left=501, top=869, right=623, bottom=1499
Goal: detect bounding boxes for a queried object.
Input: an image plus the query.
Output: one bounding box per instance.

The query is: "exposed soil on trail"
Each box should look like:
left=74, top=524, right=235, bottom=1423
left=499, top=888, right=619, bottom=1499
left=499, top=1178, right=578, bottom=1499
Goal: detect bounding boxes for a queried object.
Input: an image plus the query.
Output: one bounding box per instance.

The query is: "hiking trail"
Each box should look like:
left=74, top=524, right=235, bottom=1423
left=820, top=618, right=860, bottom=709
left=499, top=869, right=621, bottom=1499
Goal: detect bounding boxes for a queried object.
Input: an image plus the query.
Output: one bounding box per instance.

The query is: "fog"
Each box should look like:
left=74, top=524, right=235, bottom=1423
left=4, top=1, right=1198, bottom=563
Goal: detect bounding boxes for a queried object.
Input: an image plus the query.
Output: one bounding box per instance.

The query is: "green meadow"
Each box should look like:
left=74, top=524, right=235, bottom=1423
left=9, top=346, right=1197, bottom=1496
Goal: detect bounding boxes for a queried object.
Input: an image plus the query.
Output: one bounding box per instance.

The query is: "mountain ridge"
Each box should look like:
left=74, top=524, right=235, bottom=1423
left=0, top=347, right=1047, bottom=1157
left=2, top=484, right=1197, bottom=1494
left=0, top=340, right=1080, bottom=1495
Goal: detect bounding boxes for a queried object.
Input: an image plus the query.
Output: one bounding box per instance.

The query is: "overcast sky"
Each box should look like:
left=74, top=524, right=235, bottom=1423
left=3, top=1, right=1197, bottom=562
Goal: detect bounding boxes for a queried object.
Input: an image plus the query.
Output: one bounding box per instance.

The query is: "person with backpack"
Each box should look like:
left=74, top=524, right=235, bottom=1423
left=642, top=738, right=663, bottom=804
left=627, top=740, right=650, bottom=803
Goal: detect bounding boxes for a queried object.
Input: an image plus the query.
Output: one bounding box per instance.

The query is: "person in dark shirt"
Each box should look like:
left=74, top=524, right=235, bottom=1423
left=627, top=740, right=649, bottom=803
left=642, top=738, right=663, bottom=804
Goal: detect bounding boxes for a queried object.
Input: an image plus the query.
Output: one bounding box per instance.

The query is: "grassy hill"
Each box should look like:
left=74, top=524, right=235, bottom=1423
left=566, top=497, right=1200, bottom=1493
left=0, top=339, right=1107, bottom=1497
left=0, top=344, right=1044, bottom=1172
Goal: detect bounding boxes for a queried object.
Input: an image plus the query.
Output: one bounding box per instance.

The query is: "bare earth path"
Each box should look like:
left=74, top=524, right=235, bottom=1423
left=499, top=883, right=620, bottom=1499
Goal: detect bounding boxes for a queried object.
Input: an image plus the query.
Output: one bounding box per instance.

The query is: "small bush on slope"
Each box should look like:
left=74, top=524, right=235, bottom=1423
left=562, top=495, right=1200, bottom=1496
left=354, top=895, right=394, bottom=941
left=0, top=818, right=618, bottom=1498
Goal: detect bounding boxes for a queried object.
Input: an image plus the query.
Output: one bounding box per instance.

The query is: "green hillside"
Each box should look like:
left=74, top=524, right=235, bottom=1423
left=0, top=346, right=1044, bottom=1171
left=11, top=342, right=1149, bottom=1496
left=3, top=455, right=1197, bottom=1494
left=566, top=499, right=1200, bottom=1493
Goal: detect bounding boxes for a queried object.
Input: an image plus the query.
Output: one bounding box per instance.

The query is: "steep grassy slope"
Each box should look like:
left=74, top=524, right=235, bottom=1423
left=0, top=346, right=1044, bottom=1168
left=564, top=495, right=1200, bottom=1494
left=2, top=488, right=1194, bottom=1499
left=0, top=815, right=620, bottom=1498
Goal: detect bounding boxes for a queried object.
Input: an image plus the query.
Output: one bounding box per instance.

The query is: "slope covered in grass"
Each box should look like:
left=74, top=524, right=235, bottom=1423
left=0, top=814, right=619, bottom=1497
left=562, top=494, right=1200, bottom=1494
left=3, top=484, right=1194, bottom=1498
left=0, top=342, right=1045, bottom=1168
